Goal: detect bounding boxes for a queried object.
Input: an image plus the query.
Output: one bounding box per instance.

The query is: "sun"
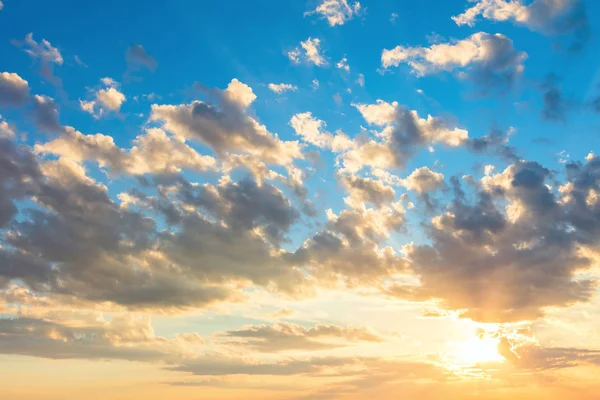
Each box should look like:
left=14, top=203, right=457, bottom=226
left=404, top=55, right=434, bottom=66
left=448, top=334, right=505, bottom=366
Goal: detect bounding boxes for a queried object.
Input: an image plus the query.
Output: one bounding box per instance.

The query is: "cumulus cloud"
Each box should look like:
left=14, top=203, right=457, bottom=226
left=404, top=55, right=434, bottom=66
left=382, top=32, right=527, bottom=90
left=452, top=0, right=589, bottom=51
left=151, top=79, right=302, bottom=164
left=268, top=83, right=297, bottom=94
left=0, top=72, right=30, bottom=106
left=399, top=167, right=445, bottom=194
left=36, top=127, right=217, bottom=176
left=288, top=37, right=327, bottom=67
left=305, top=0, right=362, bottom=26
left=389, top=160, right=600, bottom=322
left=339, top=173, right=396, bottom=209
left=354, top=100, right=469, bottom=166
left=80, top=78, right=126, bottom=118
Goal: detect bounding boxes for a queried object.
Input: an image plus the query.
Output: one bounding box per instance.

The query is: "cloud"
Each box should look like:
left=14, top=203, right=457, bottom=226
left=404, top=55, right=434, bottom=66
left=80, top=78, right=126, bottom=118
left=0, top=312, right=193, bottom=363
left=382, top=32, right=527, bottom=90
left=32, top=94, right=63, bottom=133
left=357, top=73, right=365, bottom=86
left=293, top=203, right=407, bottom=285
left=305, top=0, right=362, bottom=27
left=452, top=0, right=589, bottom=51
left=36, top=127, right=217, bottom=176
left=339, top=173, right=396, bottom=209
left=540, top=73, right=571, bottom=121
left=151, top=79, right=302, bottom=164
left=268, top=83, right=297, bottom=94
left=0, top=72, right=30, bottom=106
left=0, top=116, right=15, bottom=139
left=389, top=160, right=598, bottom=322
left=288, top=37, right=327, bottom=67
left=125, top=44, right=157, bottom=80
left=399, top=167, right=445, bottom=194
left=13, top=33, right=63, bottom=86
left=219, top=322, right=383, bottom=352
left=354, top=100, right=469, bottom=166
left=336, top=56, right=350, bottom=71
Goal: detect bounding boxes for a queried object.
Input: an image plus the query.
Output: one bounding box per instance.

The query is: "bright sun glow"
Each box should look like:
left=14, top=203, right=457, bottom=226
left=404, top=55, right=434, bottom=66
left=448, top=335, right=505, bottom=365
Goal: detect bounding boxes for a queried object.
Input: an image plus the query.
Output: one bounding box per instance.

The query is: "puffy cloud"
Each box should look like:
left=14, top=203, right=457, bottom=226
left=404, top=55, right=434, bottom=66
left=452, top=0, right=589, bottom=50
left=399, top=167, right=445, bottom=194
left=151, top=79, right=302, bottom=165
left=268, top=83, right=297, bottom=94
left=0, top=72, right=29, bottom=106
left=339, top=173, right=396, bottom=209
left=290, top=112, right=335, bottom=148
left=219, top=322, right=383, bottom=352
left=354, top=100, right=469, bottom=166
left=36, top=127, right=217, bottom=176
left=288, top=37, right=327, bottom=67
left=80, top=78, right=126, bottom=118
left=382, top=32, right=527, bottom=90
left=13, top=33, right=63, bottom=85
left=391, top=161, right=598, bottom=322
left=305, top=0, right=362, bottom=26
left=293, top=203, right=407, bottom=285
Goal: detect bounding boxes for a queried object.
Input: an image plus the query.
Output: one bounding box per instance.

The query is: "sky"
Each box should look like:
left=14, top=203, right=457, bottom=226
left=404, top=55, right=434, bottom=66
left=1, top=0, right=600, bottom=399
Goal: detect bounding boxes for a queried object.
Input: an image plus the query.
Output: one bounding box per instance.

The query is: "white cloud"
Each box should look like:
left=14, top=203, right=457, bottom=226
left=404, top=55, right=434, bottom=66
left=399, top=167, right=445, bottom=194
left=288, top=37, right=327, bottom=67
left=381, top=32, right=527, bottom=89
left=79, top=78, right=126, bottom=118
left=290, top=112, right=334, bottom=148
left=336, top=56, right=350, bottom=71
left=306, top=0, right=362, bottom=27
left=453, top=0, right=582, bottom=32
left=268, top=83, right=297, bottom=94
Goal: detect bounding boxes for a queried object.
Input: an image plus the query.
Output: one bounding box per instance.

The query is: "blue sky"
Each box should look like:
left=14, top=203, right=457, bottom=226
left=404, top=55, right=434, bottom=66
left=2, top=1, right=600, bottom=399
